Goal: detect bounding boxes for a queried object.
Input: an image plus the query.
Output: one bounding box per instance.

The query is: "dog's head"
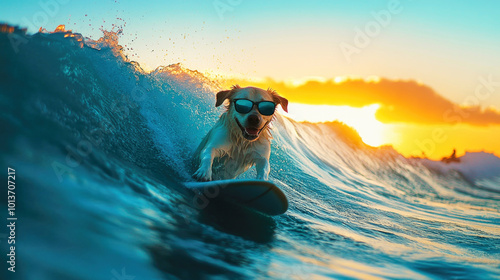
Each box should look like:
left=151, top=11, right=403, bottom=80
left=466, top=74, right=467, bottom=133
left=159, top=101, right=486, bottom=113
left=216, top=85, right=288, bottom=141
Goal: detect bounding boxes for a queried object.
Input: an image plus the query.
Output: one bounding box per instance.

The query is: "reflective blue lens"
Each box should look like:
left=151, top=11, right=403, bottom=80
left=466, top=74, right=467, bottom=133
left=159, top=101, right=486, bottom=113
left=234, top=99, right=253, bottom=114
left=258, top=101, right=276, bottom=116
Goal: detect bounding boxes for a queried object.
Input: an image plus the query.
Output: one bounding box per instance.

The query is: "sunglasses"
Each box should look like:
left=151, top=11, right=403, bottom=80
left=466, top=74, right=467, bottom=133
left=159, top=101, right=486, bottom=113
left=233, top=99, right=277, bottom=116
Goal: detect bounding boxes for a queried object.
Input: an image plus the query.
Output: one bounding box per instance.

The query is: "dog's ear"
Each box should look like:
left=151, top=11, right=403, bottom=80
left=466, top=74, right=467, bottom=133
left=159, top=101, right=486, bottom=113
left=215, top=85, right=240, bottom=107
left=215, top=90, right=231, bottom=107
left=269, top=88, right=289, bottom=113
left=276, top=95, right=289, bottom=112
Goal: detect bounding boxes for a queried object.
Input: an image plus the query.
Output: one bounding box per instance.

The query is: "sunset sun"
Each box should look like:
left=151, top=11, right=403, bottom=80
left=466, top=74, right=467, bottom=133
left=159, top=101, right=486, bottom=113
left=284, top=103, right=391, bottom=147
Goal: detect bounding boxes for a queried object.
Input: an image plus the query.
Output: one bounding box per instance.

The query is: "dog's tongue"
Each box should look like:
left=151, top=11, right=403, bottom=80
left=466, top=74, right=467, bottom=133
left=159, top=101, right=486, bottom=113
left=245, top=127, right=259, bottom=135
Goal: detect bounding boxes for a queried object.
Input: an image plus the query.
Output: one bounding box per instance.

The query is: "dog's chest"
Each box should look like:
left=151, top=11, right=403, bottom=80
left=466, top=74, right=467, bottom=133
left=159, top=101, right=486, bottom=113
left=224, top=145, right=256, bottom=167
left=212, top=145, right=258, bottom=179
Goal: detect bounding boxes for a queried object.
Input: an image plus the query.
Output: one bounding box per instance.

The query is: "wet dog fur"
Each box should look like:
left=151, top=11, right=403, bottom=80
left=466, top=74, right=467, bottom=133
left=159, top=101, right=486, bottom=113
left=193, top=85, right=288, bottom=181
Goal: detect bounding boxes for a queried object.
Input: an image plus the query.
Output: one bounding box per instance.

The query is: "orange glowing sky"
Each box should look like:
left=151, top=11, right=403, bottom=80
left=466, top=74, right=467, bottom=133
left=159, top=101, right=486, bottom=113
left=222, top=77, right=500, bottom=159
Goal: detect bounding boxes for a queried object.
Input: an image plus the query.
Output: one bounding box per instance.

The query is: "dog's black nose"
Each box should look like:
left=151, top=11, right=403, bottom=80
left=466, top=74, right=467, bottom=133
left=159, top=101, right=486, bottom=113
left=248, top=114, right=260, bottom=126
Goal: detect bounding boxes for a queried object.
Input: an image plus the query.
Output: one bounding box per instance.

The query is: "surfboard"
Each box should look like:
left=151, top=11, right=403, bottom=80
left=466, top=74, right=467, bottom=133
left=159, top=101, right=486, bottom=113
left=184, top=179, right=288, bottom=216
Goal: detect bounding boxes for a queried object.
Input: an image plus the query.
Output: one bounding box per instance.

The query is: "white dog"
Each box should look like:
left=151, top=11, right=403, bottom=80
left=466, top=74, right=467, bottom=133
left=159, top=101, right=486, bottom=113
left=193, top=85, right=288, bottom=181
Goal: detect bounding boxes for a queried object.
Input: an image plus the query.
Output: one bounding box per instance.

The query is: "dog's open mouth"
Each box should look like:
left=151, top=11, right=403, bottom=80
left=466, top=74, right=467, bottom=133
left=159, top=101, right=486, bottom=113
left=235, top=118, right=260, bottom=140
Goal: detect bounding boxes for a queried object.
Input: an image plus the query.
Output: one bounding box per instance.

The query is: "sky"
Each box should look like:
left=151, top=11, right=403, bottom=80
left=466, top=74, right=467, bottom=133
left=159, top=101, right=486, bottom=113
left=2, top=0, right=500, bottom=159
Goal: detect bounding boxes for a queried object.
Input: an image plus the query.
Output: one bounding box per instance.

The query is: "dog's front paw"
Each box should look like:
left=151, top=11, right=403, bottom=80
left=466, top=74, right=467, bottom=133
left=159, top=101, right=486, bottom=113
left=193, top=167, right=212, bottom=182
left=256, top=174, right=268, bottom=181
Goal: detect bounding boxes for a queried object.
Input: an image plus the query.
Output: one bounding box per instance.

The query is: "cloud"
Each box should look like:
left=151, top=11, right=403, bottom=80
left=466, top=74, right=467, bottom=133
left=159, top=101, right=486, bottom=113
left=221, top=77, right=500, bottom=126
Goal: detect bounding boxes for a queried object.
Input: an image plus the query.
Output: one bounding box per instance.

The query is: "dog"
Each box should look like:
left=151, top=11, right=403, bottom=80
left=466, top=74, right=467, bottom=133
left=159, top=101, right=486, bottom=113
left=193, top=85, right=288, bottom=181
